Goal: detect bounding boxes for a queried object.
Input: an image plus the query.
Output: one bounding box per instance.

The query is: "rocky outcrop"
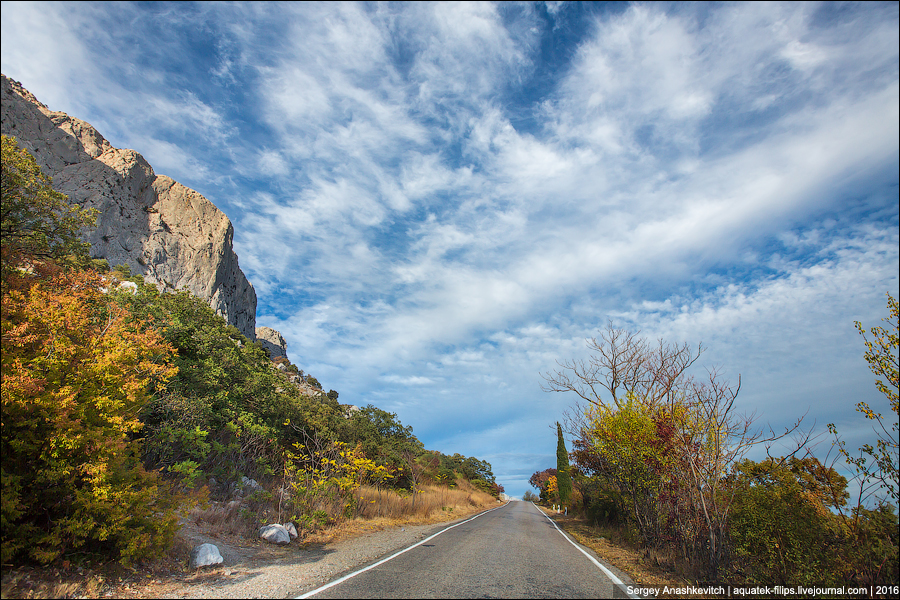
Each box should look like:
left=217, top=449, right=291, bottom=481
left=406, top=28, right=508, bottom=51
left=1, top=75, right=257, bottom=339
left=256, top=326, right=288, bottom=359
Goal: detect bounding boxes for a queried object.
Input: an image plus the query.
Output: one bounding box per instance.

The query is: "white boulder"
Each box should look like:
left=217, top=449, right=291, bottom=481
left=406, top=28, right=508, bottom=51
left=259, top=524, right=291, bottom=545
left=191, top=543, right=223, bottom=568
left=284, top=522, right=298, bottom=539
left=117, top=280, right=138, bottom=294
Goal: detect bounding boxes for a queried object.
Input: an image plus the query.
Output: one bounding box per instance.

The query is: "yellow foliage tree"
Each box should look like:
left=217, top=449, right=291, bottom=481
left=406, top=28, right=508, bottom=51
left=546, top=475, right=559, bottom=501
left=280, top=432, right=394, bottom=533
left=1, top=266, right=180, bottom=564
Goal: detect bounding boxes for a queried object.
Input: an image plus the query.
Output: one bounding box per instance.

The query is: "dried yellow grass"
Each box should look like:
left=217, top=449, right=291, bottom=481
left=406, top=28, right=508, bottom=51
left=353, top=480, right=497, bottom=521
left=188, top=500, right=248, bottom=537
left=186, top=479, right=499, bottom=545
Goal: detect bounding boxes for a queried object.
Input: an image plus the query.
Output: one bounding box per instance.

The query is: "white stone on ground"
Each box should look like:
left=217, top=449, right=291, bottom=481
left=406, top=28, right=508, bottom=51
left=191, top=543, right=224, bottom=568
left=259, top=524, right=291, bottom=545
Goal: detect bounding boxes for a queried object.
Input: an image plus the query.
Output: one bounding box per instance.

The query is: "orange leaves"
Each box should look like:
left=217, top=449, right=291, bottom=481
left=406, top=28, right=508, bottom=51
left=1, top=267, right=179, bottom=564
left=2, top=270, right=174, bottom=457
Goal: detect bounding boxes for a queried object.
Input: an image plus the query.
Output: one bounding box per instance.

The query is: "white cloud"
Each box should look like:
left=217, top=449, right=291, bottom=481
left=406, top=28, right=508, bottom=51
left=2, top=2, right=896, bottom=499
left=380, top=375, right=438, bottom=386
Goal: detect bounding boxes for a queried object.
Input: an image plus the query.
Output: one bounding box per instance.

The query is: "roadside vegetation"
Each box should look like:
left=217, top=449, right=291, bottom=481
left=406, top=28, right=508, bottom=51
left=1, top=135, right=503, bottom=574
left=534, top=301, right=898, bottom=590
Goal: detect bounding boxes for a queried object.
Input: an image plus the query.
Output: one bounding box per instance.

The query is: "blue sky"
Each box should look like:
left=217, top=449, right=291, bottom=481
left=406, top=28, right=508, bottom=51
left=2, top=1, right=898, bottom=501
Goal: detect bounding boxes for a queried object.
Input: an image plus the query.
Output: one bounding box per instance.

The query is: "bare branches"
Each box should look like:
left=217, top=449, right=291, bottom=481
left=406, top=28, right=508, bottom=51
left=549, top=322, right=825, bottom=577
left=541, top=320, right=704, bottom=409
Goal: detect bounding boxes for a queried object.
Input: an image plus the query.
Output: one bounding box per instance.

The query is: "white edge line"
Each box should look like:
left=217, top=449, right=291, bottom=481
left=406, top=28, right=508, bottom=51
left=296, top=500, right=511, bottom=599
left=532, top=502, right=641, bottom=600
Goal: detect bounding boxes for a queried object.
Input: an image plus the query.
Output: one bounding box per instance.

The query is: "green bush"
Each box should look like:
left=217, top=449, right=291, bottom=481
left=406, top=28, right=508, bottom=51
left=847, top=503, right=899, bottom=586
left=727, top=458, right=847, bottom=586
left=118, top=285, right=330, bottom=483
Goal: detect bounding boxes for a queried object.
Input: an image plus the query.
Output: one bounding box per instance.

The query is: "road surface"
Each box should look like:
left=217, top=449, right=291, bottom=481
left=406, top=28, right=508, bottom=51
left=297, top=501, right=634, bottom=599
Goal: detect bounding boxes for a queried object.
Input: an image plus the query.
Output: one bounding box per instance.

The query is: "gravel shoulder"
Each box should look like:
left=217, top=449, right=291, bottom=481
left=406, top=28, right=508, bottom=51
left=118, top=510, right=498, bottom=599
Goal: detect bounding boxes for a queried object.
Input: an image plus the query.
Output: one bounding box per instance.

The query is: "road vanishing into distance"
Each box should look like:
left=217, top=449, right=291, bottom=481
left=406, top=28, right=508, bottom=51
left=297, top=501, right=635, bottom=599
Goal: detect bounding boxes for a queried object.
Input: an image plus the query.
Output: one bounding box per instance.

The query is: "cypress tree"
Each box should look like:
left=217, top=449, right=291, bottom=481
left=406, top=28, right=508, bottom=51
left=556, top=422, right=572, bottom=505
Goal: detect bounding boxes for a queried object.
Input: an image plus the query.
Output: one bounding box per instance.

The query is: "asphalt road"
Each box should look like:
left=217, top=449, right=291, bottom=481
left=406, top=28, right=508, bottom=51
left=297, top=501, right=634, bottom=599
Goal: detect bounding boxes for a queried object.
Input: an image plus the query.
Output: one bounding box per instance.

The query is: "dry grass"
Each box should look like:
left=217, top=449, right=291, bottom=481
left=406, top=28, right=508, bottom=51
left=183, top=479, right=499, bottom=546
left=353, top=480, right=497, bottom=522
left=300, top=480, right=500, bottom=546
left=188, top=499, right=249, bottom=537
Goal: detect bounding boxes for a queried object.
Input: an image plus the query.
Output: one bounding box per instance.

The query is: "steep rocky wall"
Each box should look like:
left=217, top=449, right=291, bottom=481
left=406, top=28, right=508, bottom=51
left=1, top=75, right=257, bottom=339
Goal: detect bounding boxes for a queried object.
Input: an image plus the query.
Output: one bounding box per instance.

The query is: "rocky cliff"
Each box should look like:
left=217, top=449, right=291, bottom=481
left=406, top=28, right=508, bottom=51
left=256, top=327, right=288, bottom=359
left=1, top=75, right=257, bottom=339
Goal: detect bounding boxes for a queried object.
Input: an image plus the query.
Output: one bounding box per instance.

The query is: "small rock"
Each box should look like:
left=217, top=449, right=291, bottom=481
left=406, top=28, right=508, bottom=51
left=241, top=476, right=262, bottom=491
left=259, top=524, right=291, bottom=545
left=284, top=522, right=298, bottom=539
left=191, top=543, right=224, bottom=568
left=117, top=281, right=138, bottom=294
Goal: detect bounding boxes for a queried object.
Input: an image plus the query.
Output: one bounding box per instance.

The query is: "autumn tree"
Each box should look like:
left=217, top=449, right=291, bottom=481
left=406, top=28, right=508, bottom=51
left=829, top=293, right=899, bottom=503
left=817, top=293, right=900, bottom=587
left=542, top=320, right=703, bottom=410
left=1, top=267, right=181, bottom=564
left=543, top=323, right=797, bottom=576
left=522, top=490, right=539, bottom=502
left=528, top=468, right=557, bottom=503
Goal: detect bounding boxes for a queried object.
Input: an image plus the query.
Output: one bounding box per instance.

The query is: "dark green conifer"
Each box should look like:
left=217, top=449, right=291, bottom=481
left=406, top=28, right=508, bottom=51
left=556, top=422, right=572, bottom=505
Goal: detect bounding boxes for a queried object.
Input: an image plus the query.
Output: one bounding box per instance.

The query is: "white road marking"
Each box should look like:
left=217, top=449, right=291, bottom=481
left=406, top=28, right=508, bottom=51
left=296, top=501, right=511, bottom=599
left=532, top=502, right=640, bottom=599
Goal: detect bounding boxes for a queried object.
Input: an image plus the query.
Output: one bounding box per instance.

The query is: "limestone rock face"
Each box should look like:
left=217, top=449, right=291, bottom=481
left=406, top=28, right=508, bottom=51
left=1, top=75, right=256, bottom=339
left=256, top=326, right=288, bottom=359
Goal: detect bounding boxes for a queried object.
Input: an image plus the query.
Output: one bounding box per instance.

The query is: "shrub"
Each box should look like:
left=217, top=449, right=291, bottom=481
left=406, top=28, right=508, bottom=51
left=1, top=267, right=181, bottom=565
left=1, top=135, right=96, bottom=271
left=118, top=285, right=328, bottom=484
left=727, top=458, right=847, bottom=586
